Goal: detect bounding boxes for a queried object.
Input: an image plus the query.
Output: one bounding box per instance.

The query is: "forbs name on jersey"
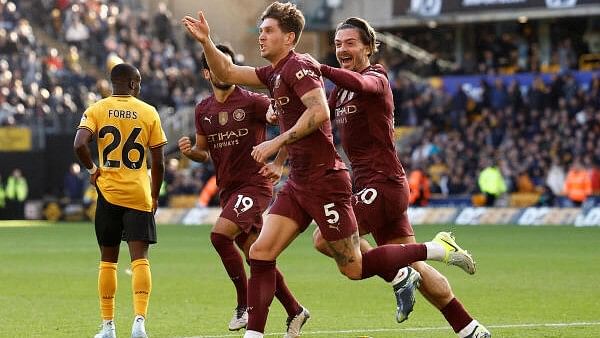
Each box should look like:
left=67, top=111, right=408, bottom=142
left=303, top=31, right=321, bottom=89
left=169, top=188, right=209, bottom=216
left=108, top=109, right=138, bottom=119
left=207, top=128, right=248, bottom=149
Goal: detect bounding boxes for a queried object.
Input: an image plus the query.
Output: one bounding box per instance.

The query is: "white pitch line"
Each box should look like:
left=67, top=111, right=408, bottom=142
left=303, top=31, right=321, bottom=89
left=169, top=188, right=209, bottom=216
left=179, top=321, right=600, bottom=338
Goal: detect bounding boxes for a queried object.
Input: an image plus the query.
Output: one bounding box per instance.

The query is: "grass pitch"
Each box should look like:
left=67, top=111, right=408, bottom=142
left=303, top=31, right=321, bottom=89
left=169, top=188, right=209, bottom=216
left=1, top=222, right=599, bottom=337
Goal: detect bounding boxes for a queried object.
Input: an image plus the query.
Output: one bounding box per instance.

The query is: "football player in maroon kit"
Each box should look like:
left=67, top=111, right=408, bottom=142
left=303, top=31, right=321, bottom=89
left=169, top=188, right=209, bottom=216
left=183, top=3, right=476, bottom=338
left=312, top=17, right=491, bottom=338
left=178, top=44, right=305, bottom=332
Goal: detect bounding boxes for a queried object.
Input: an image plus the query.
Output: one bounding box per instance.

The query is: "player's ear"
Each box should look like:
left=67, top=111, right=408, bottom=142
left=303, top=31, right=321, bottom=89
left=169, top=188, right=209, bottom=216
left=129, top=80, right=136, bottom=90
left=285, top=31, right=296, bottom=46
left=202, top=69, right=210, bottom=80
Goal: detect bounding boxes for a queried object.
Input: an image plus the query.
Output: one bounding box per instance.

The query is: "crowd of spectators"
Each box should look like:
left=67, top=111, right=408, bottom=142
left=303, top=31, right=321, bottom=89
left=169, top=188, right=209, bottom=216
left=2, top=0, right=599, bottom=206
left=383, top=22, right=590, bottom=77
left=1, top=0, right=211, bottom=129
left=391, top=70, right=600, bottom=204
left=0, top=0, right=97, bottom=128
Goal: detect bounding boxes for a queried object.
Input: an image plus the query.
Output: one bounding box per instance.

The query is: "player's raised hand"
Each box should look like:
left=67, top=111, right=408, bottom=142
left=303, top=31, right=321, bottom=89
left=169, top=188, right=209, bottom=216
left=178, top=136, right=193, bottom=157
left=259, top=162, right=283, bottom=184
left=252, top=139, right=281, bottom=164
left=182, top=11, right=210, bottom=44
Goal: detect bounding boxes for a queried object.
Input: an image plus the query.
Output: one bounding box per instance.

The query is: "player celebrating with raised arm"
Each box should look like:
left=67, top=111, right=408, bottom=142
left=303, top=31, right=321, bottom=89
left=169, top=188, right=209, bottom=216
left=178, top=44, right=306, bottom=332
left=312, top=17, right=491, bottom=337
left=183, top=3, right=475, bottom=338
left=74, top=63, right=166, bottom=338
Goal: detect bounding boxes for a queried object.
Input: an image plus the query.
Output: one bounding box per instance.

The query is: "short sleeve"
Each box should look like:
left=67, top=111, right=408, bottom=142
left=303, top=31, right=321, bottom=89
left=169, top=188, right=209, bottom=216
left=252, top=92, right=271, bottom=124
left=78, top=105, right=97, bottom=134
left=282, top=57, right=323, bottom=99
left=149, top=109, right=168, bottom=149
left=255, top=65, right=272, bottom=87
left=195, top=101, right=207, bottom=136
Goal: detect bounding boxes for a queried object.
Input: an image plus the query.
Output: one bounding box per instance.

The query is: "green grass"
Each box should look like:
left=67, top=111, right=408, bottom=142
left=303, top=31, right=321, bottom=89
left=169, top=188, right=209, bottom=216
left=1, top=222, right=600, bottom=337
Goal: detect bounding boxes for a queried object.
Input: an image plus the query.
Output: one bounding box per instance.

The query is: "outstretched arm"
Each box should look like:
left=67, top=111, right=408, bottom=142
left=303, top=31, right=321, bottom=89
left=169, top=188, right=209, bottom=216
left=182, top=11, right=264, bottom=88
left=321, top=64, right=383, bottom=94
left=251, top=87, right=329, bottom=163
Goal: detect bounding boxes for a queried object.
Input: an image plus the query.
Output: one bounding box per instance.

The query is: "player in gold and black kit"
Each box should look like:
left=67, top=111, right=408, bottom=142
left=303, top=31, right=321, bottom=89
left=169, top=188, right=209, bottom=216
left=178, top=44, right=304, bottom=332
left=74, top=63, right=167, bottom=338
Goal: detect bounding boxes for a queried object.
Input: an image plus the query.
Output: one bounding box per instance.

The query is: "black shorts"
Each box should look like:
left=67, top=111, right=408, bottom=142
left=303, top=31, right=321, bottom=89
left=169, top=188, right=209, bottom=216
left=95, top=191, right=157, bottom=246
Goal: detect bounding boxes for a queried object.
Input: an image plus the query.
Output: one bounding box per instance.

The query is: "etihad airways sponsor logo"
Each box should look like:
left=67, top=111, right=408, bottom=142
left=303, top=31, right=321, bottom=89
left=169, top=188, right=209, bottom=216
left=207, top=128, right=249, bottom=149
left=335, top=105, right=358, bottom=124
left=207, top=128, right=248, bottom=142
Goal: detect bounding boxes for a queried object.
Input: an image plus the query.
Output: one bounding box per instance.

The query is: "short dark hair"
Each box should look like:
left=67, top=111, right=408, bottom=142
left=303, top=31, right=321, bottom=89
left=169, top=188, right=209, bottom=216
left=200, top=44, right=236, bottom=70
left=336, top=17, right=379, bottom=56
left=260, top=1, right=305, bottom=45
left=110, top=63, right=139, bottom=83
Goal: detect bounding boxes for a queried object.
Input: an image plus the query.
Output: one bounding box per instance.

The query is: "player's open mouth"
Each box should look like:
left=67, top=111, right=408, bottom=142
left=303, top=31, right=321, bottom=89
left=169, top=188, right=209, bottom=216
left=338, top=56, right=352, bottom=66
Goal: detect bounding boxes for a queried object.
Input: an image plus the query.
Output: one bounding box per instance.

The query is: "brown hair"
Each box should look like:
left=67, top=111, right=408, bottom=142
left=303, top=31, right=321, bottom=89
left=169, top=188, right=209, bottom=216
left=260, top=1, right=305, bottom=45
left=336, top=17, right=378, bottom=56
left=201, top=44, right=235, bottom=70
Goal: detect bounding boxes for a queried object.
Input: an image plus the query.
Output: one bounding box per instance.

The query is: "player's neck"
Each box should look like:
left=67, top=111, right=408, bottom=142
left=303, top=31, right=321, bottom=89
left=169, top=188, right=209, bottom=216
left=213, top=85, right=236, bottom=103
left=112, top=88, right=133, bottom=96
left=268, top=48, right=293, bottom=67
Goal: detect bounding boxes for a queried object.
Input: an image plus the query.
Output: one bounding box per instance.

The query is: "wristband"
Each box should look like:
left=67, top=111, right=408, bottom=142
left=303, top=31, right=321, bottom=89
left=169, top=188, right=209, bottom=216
left=87, top=164, right=98, bottom=175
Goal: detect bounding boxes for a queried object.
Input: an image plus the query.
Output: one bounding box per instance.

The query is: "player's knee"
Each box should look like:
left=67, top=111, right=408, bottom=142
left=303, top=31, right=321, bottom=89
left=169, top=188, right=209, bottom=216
left=338, top=264, right=362, bottom=280
left=248, top=240, right=274, bottom=260
left=210, top=232, right=233, bottom=248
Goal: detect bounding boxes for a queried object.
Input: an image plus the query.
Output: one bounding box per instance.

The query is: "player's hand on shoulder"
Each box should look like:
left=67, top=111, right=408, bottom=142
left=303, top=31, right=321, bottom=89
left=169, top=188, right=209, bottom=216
left=182, top=11, right=210, bottom=43
left=259, top=162, right=283, bottom=184
left=303, top=53, right=321, bottom=68
left=178, top=136, right=193, bottom=156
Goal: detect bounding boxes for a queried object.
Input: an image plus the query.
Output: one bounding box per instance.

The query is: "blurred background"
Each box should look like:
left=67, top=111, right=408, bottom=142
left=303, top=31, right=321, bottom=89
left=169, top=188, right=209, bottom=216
left=0, top=0, right=599, bottom=224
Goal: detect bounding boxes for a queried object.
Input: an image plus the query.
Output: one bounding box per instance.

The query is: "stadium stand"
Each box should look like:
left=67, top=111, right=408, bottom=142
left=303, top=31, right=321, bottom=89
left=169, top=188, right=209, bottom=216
left=1, top=0, right=598, bottom=213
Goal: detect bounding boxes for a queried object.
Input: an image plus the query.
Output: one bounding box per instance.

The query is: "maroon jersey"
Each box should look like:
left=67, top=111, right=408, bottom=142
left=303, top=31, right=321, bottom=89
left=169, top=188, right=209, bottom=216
left=323, top=64, right=406, bottom=187
left=255, top=51, right=346, bottom=183
left=195, top=86, right=271, bottom=191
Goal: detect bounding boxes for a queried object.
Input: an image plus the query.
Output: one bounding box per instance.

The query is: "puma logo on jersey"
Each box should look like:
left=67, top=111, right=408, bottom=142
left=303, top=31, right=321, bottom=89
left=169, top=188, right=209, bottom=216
left=204, top=116, right=212, bottom=124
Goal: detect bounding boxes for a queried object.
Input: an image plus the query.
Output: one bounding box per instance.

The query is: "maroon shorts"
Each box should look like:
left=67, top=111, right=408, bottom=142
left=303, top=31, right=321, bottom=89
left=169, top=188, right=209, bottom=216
left=269, top=169, right=358, bottom=241
left=220, top=184, right=272, bottom=234
left=353, top=178, right=414, bottom=245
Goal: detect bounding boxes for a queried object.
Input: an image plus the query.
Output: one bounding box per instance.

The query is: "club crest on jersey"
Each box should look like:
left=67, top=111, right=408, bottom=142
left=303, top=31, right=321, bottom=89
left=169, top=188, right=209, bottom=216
left=218, top=111, right=228, bottom=125
left=233, top=109, right=246, bottom=122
